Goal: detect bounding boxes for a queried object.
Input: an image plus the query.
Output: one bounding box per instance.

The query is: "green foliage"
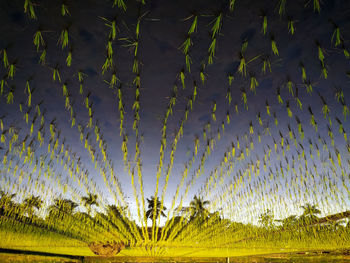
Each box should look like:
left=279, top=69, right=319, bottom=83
left=113, top=0, right=127, bottom=11
left=24, top=0, right=36, bottom=19
left=58, top=28, right=69, bottom=49
left=61, top=4, right=70, bottom=16
left=277, top=0, right=286, bottom=16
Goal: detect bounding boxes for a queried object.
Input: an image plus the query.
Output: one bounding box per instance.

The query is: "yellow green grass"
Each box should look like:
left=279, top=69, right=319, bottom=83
left=0, top=253, right=81, bottom=263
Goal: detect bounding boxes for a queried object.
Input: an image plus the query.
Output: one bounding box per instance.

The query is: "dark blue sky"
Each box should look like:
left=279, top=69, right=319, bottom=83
left=0, top=0, right=349, bottom=224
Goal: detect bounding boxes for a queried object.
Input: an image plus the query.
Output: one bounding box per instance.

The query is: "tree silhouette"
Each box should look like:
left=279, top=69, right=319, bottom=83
left=146, top=196, right=166, bottom=226
left=23, top=195, right=43, bottom=217
left=189, top=195, right=210, bottom=219
left=300, top=203, right=321, bottom=225
left=82, top=193, right=99, bottom=216
left=0, top=191, right=17, bottom=216
left=258, top=209, right=274, bottom=229
left=48, top=198, right=78, bottom=219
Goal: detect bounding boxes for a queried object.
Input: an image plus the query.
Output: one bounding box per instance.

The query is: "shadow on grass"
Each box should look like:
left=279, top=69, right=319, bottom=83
left=0, top=247, right=84, bottom=261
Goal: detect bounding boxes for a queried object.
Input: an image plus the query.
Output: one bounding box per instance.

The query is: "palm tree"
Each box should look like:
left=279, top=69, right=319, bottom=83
left=145, top=196, right=166, bottom=225
left=23, top=195, right=43, bottom=217
left=189, top=195, right=210, bottom=219
left=81, top=193, right=99, bottom=216
left=0, top=191, right=17, bottom=216
left=48, top=198, right=78, bottom=219
left=258, top=209, right=274, bottom=229
left=0, top=191, right=16, bottom=207
left=146, top=196, right=167, bottom=241
left=300, top=203, right=321, bottom=225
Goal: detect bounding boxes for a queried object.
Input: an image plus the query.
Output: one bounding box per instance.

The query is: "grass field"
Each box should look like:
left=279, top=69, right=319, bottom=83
left=0, top=253, right=81, bottom=262
left=0, top=250, right=350, bottom=263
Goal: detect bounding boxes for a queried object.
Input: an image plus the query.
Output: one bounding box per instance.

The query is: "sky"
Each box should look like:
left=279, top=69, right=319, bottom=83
left=0, top=0, right=349, bottom=225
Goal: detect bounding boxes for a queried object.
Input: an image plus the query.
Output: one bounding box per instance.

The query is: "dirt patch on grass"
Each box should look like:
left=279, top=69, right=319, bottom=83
left=88, top=241, right=126, bottom=256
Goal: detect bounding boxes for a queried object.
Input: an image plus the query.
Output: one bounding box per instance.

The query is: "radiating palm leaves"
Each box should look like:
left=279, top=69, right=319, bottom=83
left=1, top=0, right=350, bottom=256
